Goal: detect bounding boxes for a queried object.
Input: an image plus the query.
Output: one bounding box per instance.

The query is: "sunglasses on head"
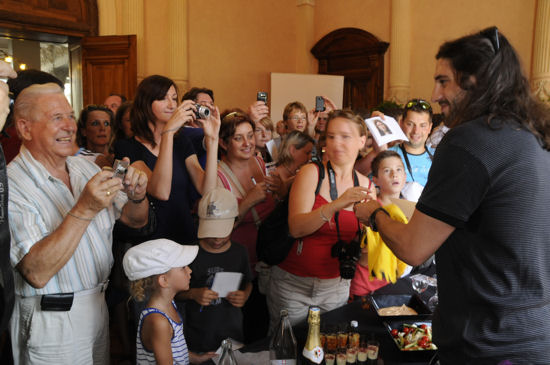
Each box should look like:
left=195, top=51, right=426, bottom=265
left=480, top=26, right=500, bottom=54
left=405, top=99, right=432, bottom=111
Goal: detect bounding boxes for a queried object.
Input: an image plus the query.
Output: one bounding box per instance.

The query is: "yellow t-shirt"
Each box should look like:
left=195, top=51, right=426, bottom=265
left=361, top=203, right=408, bottom=283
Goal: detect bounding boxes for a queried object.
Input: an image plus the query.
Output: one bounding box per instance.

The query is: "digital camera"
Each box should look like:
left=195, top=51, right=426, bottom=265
left=195, top=104, right=210, bottom=119
left=315, top=96, right=325, bottom=112
left=112, top=159, right=129, bottom=181
left=257, top=91, right=268, bottom=104
left=331, top=234, right=362, bottom=279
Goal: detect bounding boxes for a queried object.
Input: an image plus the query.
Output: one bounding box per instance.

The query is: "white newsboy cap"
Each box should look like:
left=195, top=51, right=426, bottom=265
left=123, top=239, right=199, bottom=281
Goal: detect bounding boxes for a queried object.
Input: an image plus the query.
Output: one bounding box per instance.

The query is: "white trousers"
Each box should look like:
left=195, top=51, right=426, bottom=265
left=10, top=290, right=109, bottom=365
left=266, top=265, right=350, bottom=335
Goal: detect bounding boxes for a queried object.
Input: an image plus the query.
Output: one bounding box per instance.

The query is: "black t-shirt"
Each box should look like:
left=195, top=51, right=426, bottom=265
left=417, top=117, right=550, bottom=363
left=184, top=241, right=252, bottom=352
left=114, top=134, right=197, bottom=243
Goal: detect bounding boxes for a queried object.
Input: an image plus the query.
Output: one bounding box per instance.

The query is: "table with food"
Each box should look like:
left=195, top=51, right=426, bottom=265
left=290, top=268, right=438, bottom=365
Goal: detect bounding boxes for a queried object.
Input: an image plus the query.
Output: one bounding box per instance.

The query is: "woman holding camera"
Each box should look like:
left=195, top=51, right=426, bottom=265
left=267, top=110, right=376, bottom=332
left=114, top=75, right=220, bottom=244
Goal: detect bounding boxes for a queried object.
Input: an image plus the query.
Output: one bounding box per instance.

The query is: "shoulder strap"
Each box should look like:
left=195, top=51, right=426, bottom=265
left=399, top=144, right=415, bottom=182
left=314, top=160, right=325, bottom=196
left=219, top=160, right=262, bottom=228
left=217, top=169, right=232, bottom=191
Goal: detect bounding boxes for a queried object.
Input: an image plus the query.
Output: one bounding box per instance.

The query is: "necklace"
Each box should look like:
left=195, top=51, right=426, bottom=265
left=283, top=163, right=296, bottom=177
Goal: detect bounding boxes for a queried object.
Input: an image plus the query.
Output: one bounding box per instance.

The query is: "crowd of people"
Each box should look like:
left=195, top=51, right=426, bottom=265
left=0, top=26, right=549, bottom=365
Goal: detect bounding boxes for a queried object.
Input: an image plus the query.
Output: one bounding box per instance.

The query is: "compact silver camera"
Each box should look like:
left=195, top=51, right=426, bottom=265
left=195, top=104, right=210, bottom=119
left=112, top=159, right=129, bottom=180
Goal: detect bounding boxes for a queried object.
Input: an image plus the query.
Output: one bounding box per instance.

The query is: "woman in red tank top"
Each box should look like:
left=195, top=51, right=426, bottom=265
left=267, top=110, right=376, bottom=332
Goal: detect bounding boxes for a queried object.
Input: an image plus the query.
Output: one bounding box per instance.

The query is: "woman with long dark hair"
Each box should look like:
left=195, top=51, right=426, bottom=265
left=114, top=75, right=220, bottom=243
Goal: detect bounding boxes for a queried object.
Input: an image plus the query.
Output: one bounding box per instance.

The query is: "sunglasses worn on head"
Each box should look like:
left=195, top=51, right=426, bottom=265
left=480, top=26, right=500, bottom=54
left=405, top=99, right=432, bottom=111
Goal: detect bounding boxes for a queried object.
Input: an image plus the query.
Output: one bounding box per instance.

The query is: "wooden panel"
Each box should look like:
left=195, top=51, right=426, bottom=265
left=81, top=35, right=137, bottom=106
left=0, top=0, right=97, bottom=38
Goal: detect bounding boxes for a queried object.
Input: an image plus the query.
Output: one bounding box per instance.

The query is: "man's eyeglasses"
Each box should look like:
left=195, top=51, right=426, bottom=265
left=480, top=26, right=500, bottom=54
left=405, top=99, right=432, bottom=111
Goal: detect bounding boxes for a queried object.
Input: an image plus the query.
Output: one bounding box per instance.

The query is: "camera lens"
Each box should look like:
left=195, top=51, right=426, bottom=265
left=195, top=104, right=210, bottom=119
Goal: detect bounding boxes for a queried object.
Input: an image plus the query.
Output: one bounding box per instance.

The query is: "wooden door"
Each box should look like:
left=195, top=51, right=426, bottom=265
left=79, top=35, right=137, bottom=106
left=311, top=28, right=388, bottom=112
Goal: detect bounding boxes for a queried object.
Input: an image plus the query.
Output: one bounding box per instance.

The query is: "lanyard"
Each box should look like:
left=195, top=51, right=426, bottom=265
left=399, top=144, right=433, bottom=182
left=326, top=161, right=360, bottom=241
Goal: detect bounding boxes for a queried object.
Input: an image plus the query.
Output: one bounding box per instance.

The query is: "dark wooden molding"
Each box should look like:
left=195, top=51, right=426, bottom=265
left=0, top=0, right=98, bottom=39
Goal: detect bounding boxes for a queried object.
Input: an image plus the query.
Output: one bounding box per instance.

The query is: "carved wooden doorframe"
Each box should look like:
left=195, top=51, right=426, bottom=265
left=311, top=28, right=389, bottom=112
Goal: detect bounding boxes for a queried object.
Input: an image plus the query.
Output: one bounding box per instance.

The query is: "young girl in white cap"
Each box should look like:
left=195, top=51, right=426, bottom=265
left=123, top=239, right=217, bottom=365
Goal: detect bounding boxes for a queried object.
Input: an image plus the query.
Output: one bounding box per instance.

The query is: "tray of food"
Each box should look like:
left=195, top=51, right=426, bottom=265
left=384, top=320, right=437, bottom=352
left=368, top=294, right=432, bottom=319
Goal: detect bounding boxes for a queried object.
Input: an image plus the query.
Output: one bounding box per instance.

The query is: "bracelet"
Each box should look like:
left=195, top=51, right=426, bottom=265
left=369, top=207, right=390, bottom=232
left=67, top=211, right=93, bottom=222
left=320, top=205, right=331, bottom=222
left=160, top=127, right=180, bottom=135
left=129, top=196, right=147, bottom=204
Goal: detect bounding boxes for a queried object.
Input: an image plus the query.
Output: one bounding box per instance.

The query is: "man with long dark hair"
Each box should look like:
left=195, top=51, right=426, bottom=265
left=355, top=27, right=550, bottom=363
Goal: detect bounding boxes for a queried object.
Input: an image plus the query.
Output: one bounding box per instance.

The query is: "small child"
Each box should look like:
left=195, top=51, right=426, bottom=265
left=123, top=239, right=216, bottom=365
left=350, top=150, right=410, bottom=298
left=178, top=188, right=253, bottom=353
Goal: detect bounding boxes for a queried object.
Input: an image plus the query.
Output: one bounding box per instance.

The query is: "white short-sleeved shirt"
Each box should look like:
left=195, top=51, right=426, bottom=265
left=8, top=146, right=127, bottom=297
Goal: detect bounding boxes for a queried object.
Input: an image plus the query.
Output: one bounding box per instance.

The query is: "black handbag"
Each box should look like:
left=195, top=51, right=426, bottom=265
left=256, top=161, right=324, bottom=265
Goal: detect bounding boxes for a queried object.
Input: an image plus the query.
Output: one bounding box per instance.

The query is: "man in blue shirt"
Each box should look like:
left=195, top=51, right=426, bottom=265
left=390, top=99, right=434, bottom=188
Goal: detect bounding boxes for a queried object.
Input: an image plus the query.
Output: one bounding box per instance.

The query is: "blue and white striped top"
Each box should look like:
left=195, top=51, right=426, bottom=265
left=8, top=146, right=127, bottom=296
left=136, top=301, right=189, bottom=365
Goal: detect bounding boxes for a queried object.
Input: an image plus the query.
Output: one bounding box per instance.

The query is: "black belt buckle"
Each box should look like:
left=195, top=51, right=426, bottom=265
left=40, top=293, right=74, bottom=311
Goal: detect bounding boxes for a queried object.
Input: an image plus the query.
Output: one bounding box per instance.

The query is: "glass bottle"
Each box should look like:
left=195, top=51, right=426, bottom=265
left=269, top=309, right=297, bottom=364
left=346, top=320, right=360, bottom=364
left=302, top=306, right=324, bottom=364
left=219, top=338, right=238, bottom=365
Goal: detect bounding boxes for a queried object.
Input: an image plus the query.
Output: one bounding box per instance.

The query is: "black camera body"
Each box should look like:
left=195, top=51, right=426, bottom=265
left=195, top=104, right=210, bottom=119
left=331, top=235, right=362, bottom=279
left=257, top=91, right=268, bottom=104
left=315, top=96, right=325, bottom=112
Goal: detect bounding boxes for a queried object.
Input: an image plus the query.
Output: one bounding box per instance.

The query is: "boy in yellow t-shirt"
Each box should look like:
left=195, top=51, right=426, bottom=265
left=350, top=150, right=410, bottom=297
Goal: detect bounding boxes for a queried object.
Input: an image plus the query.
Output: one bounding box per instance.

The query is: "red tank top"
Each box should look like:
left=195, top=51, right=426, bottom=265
left=278, top=194, right=359, bottom=279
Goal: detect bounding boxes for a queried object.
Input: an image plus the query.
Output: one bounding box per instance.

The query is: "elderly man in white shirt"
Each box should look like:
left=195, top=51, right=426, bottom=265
left=8, top=83, right=150, bottom=365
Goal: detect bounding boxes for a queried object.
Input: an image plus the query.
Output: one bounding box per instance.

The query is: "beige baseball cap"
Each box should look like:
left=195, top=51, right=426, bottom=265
left=123, top=239, right=199, bottom=281
left=197, top=188, right=238, bottom=239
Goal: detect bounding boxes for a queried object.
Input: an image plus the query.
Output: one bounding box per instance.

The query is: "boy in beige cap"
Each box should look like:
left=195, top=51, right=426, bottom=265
left=177, top=188, right=253, bottom=353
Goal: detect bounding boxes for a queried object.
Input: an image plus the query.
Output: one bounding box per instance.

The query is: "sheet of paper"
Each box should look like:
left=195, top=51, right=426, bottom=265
left=265, top=139, right=276, bottom=158
left=211, top=272, right=243, bottom=298
left=364, top=116, right=408, bottom=146
left=389, top=197, right=416, bottom=221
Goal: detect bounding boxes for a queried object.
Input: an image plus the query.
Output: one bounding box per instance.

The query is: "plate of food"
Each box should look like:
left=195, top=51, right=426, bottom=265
left=369, top=294, right=432, bottom=319
left=384, top=320, right=437, bottom=352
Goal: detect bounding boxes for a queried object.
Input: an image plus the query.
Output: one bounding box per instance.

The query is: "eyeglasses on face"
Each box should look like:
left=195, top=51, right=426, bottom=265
left=405, top=99, right=432, bottom=111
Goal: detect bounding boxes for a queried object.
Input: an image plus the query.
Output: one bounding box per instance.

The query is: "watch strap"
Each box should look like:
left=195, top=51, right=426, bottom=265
left=369, top=207, right=390, bottom=232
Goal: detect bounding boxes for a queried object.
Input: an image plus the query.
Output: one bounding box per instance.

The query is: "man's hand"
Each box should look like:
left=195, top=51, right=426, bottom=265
left=72, top=169, right=125, bottom=219
left=248, top=101, right=269, bottom=123
left=191, top=287, right=219, bottom=306
left=119, top=157, right=148, bottom=201
left=226, top=289, right=248, bottom=307
left=0, top=60, right=17, bottom=131
left=189, top=351, right=217, bottom=364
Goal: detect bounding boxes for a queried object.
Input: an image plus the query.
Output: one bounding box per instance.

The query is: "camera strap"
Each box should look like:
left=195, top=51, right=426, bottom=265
left=326, top=161, right=360, bottom=241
